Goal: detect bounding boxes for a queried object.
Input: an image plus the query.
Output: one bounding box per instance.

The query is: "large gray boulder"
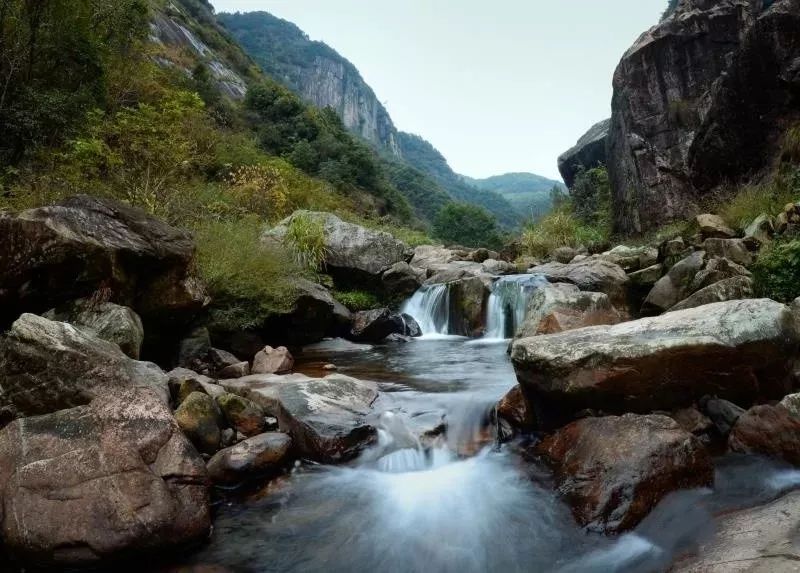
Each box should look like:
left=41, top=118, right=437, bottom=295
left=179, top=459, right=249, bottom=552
left=0, top=387, right=210, bottom=569
left=0, top=195, right=206, bottom=330
left=642, top=251, right=707, bottom=315
left=515, top=283, right=621, bottom=339
left=529, top=259, right=630, bottom=308
left=43, top=299, right=144, bottom=359
left=669, top=275, right=754, bottom=312
left=536, top=414, right=712, bottom=533
left=0, top=314, right=169, bottom=417
left=557, top=118, right=610, bottom=189
left=221, top=373, right=379, bottom=463
left=264, top=211, right=409, bottom=280
left=512, top=299, right=799, bottom=430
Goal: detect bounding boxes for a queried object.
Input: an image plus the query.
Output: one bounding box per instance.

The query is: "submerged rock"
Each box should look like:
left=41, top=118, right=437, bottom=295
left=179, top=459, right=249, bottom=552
left=535, top=414, right=712, bottom=533
left=221, top=373, right=379, bottom=463
left=512, top=299, right=799, bottom=430
left=207, top=432, right=292, bottom=486
left=0, top=314, right=168, bottom=417
left=0, top=387, right=210, bottom=568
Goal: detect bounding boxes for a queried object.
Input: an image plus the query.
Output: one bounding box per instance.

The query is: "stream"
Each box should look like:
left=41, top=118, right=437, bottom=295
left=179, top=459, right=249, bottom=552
left=169, top=277, right=800, bottom=573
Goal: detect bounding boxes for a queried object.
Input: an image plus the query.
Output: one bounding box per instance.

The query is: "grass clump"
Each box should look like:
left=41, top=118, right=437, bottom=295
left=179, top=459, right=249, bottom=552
left=193, top=217, right=304, bottom=331
left=752, top=238, right=800, bottom=303
left=521, top=206, right=609, bottom=258
left=333, top=290, right=380, bottom=312
left=284, top=213, right=328, bottom=271
left=719, top=176, right=797, bottom=232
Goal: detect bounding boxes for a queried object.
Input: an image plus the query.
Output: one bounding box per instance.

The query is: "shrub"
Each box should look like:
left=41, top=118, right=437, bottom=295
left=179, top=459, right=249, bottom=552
left=433, top=202, right=502, bottom=249
left=284, top=213, right=327, bottom=271
left=521, top=206, right=609, bottom=258
left=719, top=171, right=798, bottom=231
left=571, top=166, right=612, bottom=230
left=782, top=125, right=800, bottom=165
left=752, top=238, right=800, bottom=303
left=193, top=217, right=304, bottom=331
left=334, top=290, right=380, bottom=312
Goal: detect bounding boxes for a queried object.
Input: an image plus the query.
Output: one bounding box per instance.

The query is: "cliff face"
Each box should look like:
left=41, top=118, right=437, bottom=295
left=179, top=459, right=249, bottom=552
left=558, top=119, right=610, bottom=189
left=219, top=12, right=400, bottom=155
left=608, top=0, right=766, bottom=234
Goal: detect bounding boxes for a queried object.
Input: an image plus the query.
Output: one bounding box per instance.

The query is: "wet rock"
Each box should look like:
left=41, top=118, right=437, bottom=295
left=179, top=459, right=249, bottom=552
left=350, top=308, right=399, bottom=342
left=177, top=326, right=212, bottom=372
left=729, top=404, right=800, bottom=465
left=670, top=407, right=714, bottom=437
left=399, top=314, right=422, bottom=337
left=642, top=251, right=706, bottom=315
left=515, top=284, right=621, bottom=339
left=217, top=361, right=250, bottom=379
left=43, top=299, right=144, bottom=359
left=167, top=368, right=226, bottom=401
left=216, top=393, right=266, bottom=437
left=175, top=392, right=224, bottom=455
left=447, top=276, right=490, bottom=337
left=208, top=347, right=241, bottom=373
left=381, top=261, right=424, bottom=299
left=0, top=195, right=206, bottom=330
left=221, top=373, right=379, bottom=463
left=207, top=432, right=292, bottom=486
left=780, top=393, right=800, bottom=418
left=696, top=214, right=736, bottom=240
left=530, top=259, right=629, bottom=309
left=385, top=333, right=412, bottom=343
left=512, top=299, right=799, bottom=430
left=702, top=398, right=746, bottom=438
left=701, top=238, right=753, bottom=267
left=744, top=213, right=775, bottom=245
left=669, top=275, right=754, bottom=312
left=252, top=345, right=294, bottom=375
left=0, top=387, right=210, bottom=569
left=496, top=385, right=535, bottom=432
left=672, top=490, right=800, bottom=572
left=0, top=313, right=169, bottom=417
left=535, top=414, right=712, bottom=533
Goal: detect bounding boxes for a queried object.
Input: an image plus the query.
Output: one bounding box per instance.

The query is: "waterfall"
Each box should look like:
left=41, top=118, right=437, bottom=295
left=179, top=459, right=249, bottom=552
left=484, top=274, right=548, bottom=340
left=401, top=284, right=451, bottom=335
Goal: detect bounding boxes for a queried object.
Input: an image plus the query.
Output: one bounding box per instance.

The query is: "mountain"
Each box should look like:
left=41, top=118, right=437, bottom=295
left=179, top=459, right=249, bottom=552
left=218, top=10, right=524, bottom=229
left=466, top=173, right=566, bottom=221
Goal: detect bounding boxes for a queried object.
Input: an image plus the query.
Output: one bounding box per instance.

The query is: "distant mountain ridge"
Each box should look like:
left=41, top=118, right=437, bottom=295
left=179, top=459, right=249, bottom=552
left=218, top=10, right=557, bottom=228
left=466, top=173, right=566, bottom=220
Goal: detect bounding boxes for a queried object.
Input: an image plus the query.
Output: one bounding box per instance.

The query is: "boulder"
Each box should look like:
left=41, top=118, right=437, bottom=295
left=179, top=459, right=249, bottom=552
left=264, top=211, right=409, bottom=283
left=0, top=195, right=206, bottom=331
left=515, top=283, right=621, bottom=339
left=696, top=214, right=736, bottom=240
left=659, top=237, right=693, bottom=269
left=447, top=276, right=490, bottom=337
left=535, top=414, right=713, bottom=533
left=557, top=118, right=610, bottom=189
left=399, top=314, right=422, bottom=338
left=252, top=345, right=294, bottom=375
left=167, top=368, right=225, bottom=402
left=552, top=247, right=578, bottom=264
left=217, top=361, right=250, bottom=379
left=512, top=299, right=799, bottom=430
left=221, top=373, right=379, bottom=463
left=669, top=275, right=754, bottom=312
left=702, top=397, right=747, bottom=438
left=216, top=393, right=266, bottom=437
left=642, top=251, right=706, bottom=315
left=206, top=432, right=292, bottom=486
left=689, top=256, right=751, bottom=292
left=671, top=491, right=800, bottom=573
left=43, top=299, right=144, bottom=359
left=481, top=259, right=517, bottom=275
left=744, top=213, right=775, bottom=244
left=729, top=404, right=800, bottom=465
left=208, top=347, right=241, bottom=374
left=627, top=264, right=664, bottom=292
left=381, top=261, right=424, bottom=299
left=670, top=407, right=714, bottom=437
left=530, top=259, right=629, bottom=308
left=0, top=388, right=210, bottom=568
left=601, top=245, right=659, bottom=273
left=496, top=385, right=535, bottom=432
left=350, top=308, right=399, bottom=342
left=0, top=314, right=169, bottom=417
left=780, top=393, right=800, bottom=418
left=177, top=326, right=212, bottom=372
left=174, top=392, right=224, bottom=455
left=701, top=238, right=753, bottom=267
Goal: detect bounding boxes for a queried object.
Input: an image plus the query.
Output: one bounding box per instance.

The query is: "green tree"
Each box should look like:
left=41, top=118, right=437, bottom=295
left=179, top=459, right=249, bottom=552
left=433, top=202, right=502, bottom=249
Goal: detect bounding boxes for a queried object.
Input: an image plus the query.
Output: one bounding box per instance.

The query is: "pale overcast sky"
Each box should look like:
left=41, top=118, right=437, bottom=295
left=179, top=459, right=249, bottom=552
left=210, top=1, right=664, bottom=181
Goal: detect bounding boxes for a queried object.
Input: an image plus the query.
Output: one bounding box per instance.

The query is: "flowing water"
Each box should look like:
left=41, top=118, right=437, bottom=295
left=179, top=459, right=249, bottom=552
left=167, top=282, right=800, bottom=573
left=484, top=274, right=549, bottom=339
left=401, top=284, right=451, bottom=335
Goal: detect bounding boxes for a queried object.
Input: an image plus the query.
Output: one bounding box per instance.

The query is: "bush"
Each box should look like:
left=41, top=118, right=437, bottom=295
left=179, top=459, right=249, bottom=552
left=521, top=206, right=609, bottom=258
left=719, top=171, right=798, bottom=231
left=433, top=202, right=502, bottom=249
left=752, top=238, right=800, bottom=303
left=193, top=217, right=304, bottom=331
left=571, top=165, right=612, bottom=230
left=284, top=213, right=327, bottom=271
left=334, top=290, right=380, bottom=312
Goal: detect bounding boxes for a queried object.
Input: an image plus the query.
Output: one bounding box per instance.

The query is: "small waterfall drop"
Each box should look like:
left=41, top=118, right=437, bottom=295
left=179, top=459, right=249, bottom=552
left=484, top=274, right=548, bottom=340
left=401, top=284, right=451, bottom=336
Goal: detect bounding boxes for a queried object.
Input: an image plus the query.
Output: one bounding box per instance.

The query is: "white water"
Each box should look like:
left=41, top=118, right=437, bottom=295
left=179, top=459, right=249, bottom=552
left=401, top=284, right=451, bottom=336
left=484, top=274, right=548, bottom=340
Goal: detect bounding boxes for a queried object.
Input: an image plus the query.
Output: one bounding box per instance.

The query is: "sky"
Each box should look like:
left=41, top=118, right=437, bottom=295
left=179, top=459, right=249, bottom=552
left=209, top=0, right=665, bottom=181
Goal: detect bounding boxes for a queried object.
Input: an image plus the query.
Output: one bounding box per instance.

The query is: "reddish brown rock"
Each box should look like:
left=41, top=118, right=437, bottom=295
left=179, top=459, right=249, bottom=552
left=207, top=432, right=292, bottom=486
left=729, top=404, right=800, bottom=465
left=496, top=385, right=535, bottom=431
left=535, top=414, right=713, bottom=533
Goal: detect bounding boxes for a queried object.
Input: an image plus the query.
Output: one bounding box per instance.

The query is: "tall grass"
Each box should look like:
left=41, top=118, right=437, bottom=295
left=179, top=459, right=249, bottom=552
left=719, top=173, right=798, bottom=231
left=520, top=207, right=609, bottom=258
left=285, top=213, right=328, bottom=271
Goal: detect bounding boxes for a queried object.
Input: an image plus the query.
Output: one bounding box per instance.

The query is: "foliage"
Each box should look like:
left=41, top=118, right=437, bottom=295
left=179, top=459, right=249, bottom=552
left=752, top=238, right=800, bottom=303
left=194, top=217, right=304, bottom=331
left=782, top=126, right=800, bottom=165
left=284, top=213, right=328, bottom=271
left=719, top=169, right=799, bottom=231
left=468, top=172, right=565, bottom=220
left=571, top=165, right=612, bottom=231
left=382, top=160, right=452, bottom=223
left=433, top=203, right=502, bottom=249
left=521, top=205, right=609, bottom=258
left=333, top=290, right=380, bottom=312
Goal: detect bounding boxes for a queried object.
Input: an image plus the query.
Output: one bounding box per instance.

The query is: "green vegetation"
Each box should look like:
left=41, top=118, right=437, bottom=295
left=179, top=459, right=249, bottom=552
left=285, top=213, right=327, bottom=271
left=333, top=290, right=380, bottom=312
left=467, top=173, right=566, bottom=220
left=433, top=203, right=502, bottom=249
left=570, top=166, right=612, bottom=231
left=752, top=239, right=800, bottom=303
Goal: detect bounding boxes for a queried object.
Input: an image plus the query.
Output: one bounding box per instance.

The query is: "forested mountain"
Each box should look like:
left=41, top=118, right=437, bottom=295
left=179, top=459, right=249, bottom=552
left=466, top=172, right=566, bottom=221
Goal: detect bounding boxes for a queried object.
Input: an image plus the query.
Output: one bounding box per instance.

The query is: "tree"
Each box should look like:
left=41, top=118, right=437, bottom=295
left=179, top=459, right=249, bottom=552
left=433, top=202, right=502, bottom=249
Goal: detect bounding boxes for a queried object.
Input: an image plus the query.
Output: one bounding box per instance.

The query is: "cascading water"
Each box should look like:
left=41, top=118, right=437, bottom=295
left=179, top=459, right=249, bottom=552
left=484, top=274, right=548, bottom=339
left=401, top=284, right=451, bottom=336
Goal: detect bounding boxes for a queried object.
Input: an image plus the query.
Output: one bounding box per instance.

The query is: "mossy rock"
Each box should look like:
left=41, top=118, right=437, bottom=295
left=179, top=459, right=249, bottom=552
left=216, top=393, right=266, bottom=437
left=175, top=392, right=223, bottom=455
